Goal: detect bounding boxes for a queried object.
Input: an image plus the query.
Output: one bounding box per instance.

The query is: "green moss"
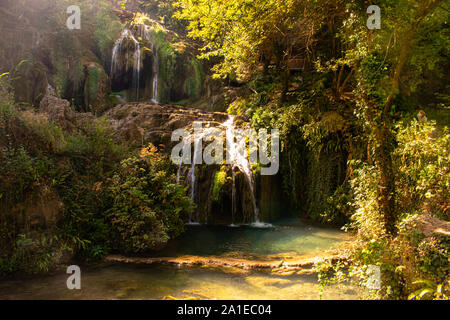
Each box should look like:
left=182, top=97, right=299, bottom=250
left=52, top=56, right=84, bottom=100
left=183, top=58, right=204, bottom=98
left=228, top=98, right=250, bottom=116
left=147, top=25, right=205, bottom=104
left=212, top=169, right=228, bottom=202
left=108, top=93, right=121, bottom=107
left=94, top=2, right=124, bottom=61
left=12, top=60, right=48, bottom=107
left=86, top=66, right=100, bottom=103
left=149, top=27, right=176, bottom=103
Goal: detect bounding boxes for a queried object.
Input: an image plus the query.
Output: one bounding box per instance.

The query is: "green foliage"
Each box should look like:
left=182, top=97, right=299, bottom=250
left=174, top=0, right=311, bottom=79
left=107, top=153, right=192, bottom=253
left=345, top=118, right=449, bottom=299
left=62, top=121, right=126, bottom=177
left=394, top=119, right=449, bottom=220
left=55, top=122, right=128, bottom=261
left=0, top=147, right=53, bottom=207
left=149, top=26, right=176, bottom=102
left=348, top=161, right=385, bottom=239
left=315, top=259, right=349, bottom=298
left=85, top=67, right=101, bottom=104
left=141, top=0, right=188, bottom=34
left=212, top=169, right=228, bottom=202
left=320, top=185, right=352, bottom=225
left=349, top=118, right=449, bottom=235
left=0, top=232, right=71, bottom=276
left=409, top=279, right=449, bottom=300
left=0, top=105, right=191, bottom=269
left=94, top=3, right=124, bottom=62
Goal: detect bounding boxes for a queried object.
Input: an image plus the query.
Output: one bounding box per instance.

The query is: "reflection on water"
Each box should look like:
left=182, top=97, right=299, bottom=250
left=157, top=219, right=350, bottom=260
left=0, top=219, right=359, bottom=300
left=0, top=264, right=359, bottom=300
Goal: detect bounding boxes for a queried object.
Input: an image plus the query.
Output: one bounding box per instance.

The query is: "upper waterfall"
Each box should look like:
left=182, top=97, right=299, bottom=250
left=111, top=28, right=141, bottom=101
left=110, top=24, right=159, bottom=103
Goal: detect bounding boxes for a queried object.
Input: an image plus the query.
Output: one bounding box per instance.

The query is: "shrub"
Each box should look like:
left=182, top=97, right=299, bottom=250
left=343, top=117, right=450, bottom=299
left=106, top=145, right=192, bottom=253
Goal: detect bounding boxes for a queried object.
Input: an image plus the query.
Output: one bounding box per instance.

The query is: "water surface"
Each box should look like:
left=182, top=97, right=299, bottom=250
left=158, top=219, right=350, bottom=260
left=0, top=264, right=359, bottom=300
left=0, top=219, right=358, bottom=300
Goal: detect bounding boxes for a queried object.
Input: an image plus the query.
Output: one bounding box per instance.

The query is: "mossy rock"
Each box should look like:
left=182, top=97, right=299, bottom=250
left=83, top=62, right=111, bottom=115
left=12, top=60, right=48, bottom=108
left=144, top=26, right=205, bottom=104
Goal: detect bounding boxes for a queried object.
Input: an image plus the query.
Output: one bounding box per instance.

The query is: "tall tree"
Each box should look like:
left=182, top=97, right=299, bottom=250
left=342, top=0, right=447, bottom=235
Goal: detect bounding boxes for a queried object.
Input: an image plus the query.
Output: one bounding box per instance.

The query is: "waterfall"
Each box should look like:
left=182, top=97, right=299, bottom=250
left=176, top=117, right=270, bottom=227
left=111, top=28, right=141, bottom=101
left=150, top=41, right=159, bottom=104
left=140, top=25, right=159, bottom=103
left=133, top=42, right=141, bottom=100
left=223, top=116, right=260, bottom=224
left=187, top=130, right=204, bottom=224
left=176, top=159, right=183, bottom=184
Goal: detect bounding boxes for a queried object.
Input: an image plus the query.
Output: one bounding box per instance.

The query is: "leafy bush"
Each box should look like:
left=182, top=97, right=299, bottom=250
left=0, top=106, right=192, bottom=269
left=107, top=146, right=192, bottom=253
left=0, top=232, right=72, bottom=276
left=394, top=119, right=449, bottom=221
left=340, top=117, right=450, bottom=299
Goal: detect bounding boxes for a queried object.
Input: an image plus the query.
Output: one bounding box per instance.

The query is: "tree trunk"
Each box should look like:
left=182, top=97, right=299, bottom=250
left=374, top=123, right=397, bottom=235
left=373, top=0, right=444, bottom=236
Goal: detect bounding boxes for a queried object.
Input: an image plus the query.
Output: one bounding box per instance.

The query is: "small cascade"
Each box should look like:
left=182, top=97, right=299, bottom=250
left=223, top=116, right=260, bottom=224
left=173, top=117, right=269, bottom=226
left=150, top=41, right=159, bottom=103
left=133, top=43, right=141, bottom=100
left=187, top=130, right=204, bottom=224
left=176, top=158, right=183, bottom=184
left=111, top=28, right=141, bottom=100
left=137, top=24, right=159, bottom=103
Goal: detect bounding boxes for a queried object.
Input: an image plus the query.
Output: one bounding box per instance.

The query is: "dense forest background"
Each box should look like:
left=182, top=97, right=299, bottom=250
left=0, top=0, right=448, bottom=300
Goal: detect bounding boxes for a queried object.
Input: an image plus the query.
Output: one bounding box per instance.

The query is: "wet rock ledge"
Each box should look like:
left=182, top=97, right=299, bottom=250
left=105, top=250, right=351, bottom=276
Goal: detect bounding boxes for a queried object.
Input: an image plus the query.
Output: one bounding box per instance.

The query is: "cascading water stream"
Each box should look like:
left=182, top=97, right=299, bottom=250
left=140, top=24, right=159, bottom=103
left=176, top=157, right=183, bottom=184
left=150, top=42, right=159, bottom=104
left=111, top=28, right=141, bottom=101
left=133, top=44, right=141, bottom=100
left=223, top=116, right=260, bottom=224
left=187, top=131, right=204, bottom=224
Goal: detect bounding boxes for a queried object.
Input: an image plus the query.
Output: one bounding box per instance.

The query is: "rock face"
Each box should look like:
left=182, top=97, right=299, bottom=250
left=39, top=85, right=94, bottom=133
left=0, top=0, right=122, bottom=115
left=258, top=174, right=285, bottom=222
left=104, top=102, right=267, bottom=225
left=12, top=61, right=48, bottom=107
left=83, top=61, right=111, bottom=115
left=104, top=102, right=230, bottom=148
left=10, top=186, right=64, bottom=229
